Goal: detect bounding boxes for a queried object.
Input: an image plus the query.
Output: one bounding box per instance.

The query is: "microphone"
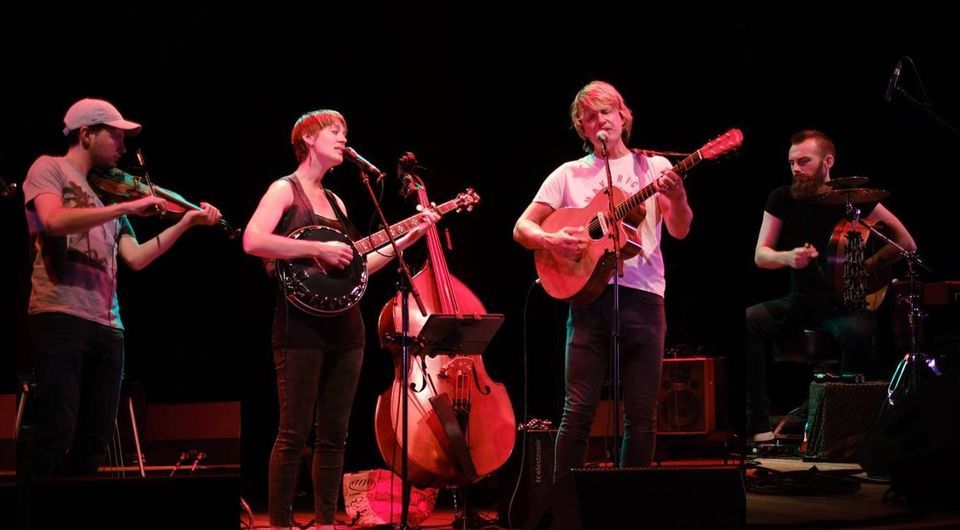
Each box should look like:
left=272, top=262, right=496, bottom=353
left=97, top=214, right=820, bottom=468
left=0, top=177, right=17, bottom=198
left=885, top=59, right=903, bottom=103
left=596, top=131, right=609, bottom=157
left=342, top=147, right=384, bottom=181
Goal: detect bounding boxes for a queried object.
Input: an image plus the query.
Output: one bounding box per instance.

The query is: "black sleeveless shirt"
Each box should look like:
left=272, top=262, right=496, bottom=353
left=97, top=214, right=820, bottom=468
left=271, top=174, right=364, bottom=349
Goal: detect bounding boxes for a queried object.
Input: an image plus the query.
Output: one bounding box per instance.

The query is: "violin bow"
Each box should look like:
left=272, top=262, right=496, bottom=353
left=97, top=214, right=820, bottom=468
left=135, top=148, right=165, bottom=217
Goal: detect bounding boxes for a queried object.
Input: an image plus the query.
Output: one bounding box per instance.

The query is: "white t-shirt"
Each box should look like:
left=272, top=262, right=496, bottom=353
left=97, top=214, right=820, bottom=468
left=533, top=152, right=671, bottom=297
left=23, top=156, right=134, bottom=329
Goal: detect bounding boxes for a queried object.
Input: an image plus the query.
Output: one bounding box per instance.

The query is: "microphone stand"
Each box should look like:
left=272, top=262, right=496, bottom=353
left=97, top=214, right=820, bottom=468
left=597, top=136, right=623, bottom=467
left=894, top=87, right=960, bottom=138
left=356, top=167, right=426, bottom=530
left=891, top=57, right=960, bottom=139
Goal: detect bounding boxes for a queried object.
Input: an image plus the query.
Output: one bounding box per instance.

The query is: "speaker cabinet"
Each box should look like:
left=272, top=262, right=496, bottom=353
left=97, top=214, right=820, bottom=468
left=0, top=394, right=15, bottom=472
left=142, top=401, right=241, bottom=466
left=857, top=373, right=960, bottom=508
left=525, top=466, right=744, bottom=530
left=658, top=357, right=720, bottom=435
left=499, top=428, right=557, bottom=528
left=804, top=381, right=886, bottom=461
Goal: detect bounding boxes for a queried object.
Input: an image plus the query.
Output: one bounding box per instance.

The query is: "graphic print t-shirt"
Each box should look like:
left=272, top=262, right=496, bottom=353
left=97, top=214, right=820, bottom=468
left=23, top=156, right=134, bottom=329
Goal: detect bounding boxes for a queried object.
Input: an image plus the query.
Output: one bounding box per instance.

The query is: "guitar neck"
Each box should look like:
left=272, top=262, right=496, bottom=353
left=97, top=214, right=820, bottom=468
left=615, top=150, right=703, bottom=220
left=354, top=198, right=461, bottom=255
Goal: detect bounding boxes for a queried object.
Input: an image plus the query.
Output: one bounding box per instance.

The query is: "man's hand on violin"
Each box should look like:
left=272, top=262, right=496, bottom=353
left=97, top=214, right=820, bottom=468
left=183, top=202, right=223, bottom=226
left=124, top=196, right=168, bottom=217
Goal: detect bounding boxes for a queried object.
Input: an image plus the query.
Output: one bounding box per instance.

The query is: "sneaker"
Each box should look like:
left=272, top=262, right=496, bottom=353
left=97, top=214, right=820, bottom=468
left=749, top=430, right=775, bottom=443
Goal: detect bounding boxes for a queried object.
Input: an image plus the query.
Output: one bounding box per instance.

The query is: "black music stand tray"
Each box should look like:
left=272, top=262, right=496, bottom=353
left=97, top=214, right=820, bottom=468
left=413, top=313, right=504, bottom=528
left=414, top=313, right=504, bottom=356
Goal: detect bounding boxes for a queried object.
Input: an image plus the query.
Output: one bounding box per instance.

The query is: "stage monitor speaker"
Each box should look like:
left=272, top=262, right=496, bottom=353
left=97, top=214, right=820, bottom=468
left=24, top=474, right=238, bottom=529
left=658, top=357, right=721, bottom=435
left=525, top=466, right=744, bottom=530
left=857, top=372, right=960, bottom=509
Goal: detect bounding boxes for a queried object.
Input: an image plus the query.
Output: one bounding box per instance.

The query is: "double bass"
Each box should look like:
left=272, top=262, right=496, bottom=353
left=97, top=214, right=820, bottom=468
left=375, top=158, right=515, bottom=488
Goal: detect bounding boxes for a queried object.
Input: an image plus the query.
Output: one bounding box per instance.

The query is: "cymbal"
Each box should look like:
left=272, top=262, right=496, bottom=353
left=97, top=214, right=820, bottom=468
left=826, top=176, right=870, bottom=189
left=811, top=187, right=890, bottom=205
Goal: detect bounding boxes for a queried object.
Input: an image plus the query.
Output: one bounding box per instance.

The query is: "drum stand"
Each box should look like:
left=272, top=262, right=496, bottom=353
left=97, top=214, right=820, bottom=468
left=885, top=256, right=940, bottom=408
left=842, top=200, right=936, bottom=407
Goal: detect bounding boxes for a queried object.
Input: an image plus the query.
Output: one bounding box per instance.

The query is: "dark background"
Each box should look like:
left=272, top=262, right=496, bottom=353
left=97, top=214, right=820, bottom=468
left=2, top=10, right=957, bottom=513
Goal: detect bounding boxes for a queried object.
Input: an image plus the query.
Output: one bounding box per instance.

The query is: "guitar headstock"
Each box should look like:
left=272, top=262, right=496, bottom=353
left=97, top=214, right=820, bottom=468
left=700, top=128, right=744, bottom=160
left=455, top=188, right=480, bottom=212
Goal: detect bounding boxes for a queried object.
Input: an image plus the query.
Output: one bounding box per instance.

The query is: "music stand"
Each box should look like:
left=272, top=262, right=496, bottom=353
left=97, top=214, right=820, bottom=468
left=414, top=313, right=504, bottom=357
left=412, top=313, right=503, bottom=528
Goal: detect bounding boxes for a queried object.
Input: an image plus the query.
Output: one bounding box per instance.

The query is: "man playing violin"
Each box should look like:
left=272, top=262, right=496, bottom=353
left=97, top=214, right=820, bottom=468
left=21, top=98, right=222, bottom=478
left=745, top=129, right=916, bottom=442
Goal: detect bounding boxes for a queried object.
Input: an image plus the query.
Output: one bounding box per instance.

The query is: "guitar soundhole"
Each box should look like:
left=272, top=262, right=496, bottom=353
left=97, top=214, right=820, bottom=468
left=588, top=223, right=604, bottom=240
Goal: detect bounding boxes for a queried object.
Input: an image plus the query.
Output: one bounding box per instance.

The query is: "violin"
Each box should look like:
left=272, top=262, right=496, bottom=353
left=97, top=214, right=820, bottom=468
left=88, top=166, right=241, bottom=239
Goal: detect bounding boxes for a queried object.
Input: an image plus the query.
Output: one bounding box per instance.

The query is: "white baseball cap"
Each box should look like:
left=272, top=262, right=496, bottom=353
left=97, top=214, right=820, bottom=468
left=63, top=98, right=142, bottom=136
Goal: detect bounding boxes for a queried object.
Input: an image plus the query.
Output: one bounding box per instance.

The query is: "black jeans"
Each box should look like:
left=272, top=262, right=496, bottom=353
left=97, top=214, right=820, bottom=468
left=745, top=293, right=876, bottom=435
left=27, top=312, right=124, bottom=478
left=554, top=286, right=666, bottom=480
left=268, top=344, right=364, bottom=527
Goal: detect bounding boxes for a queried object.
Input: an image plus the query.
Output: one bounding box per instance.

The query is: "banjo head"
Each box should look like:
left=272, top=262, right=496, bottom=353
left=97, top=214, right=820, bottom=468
left=277, top=225, right=368, bottom=316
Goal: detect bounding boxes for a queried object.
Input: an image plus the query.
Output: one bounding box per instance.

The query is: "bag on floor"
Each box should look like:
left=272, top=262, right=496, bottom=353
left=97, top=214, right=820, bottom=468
left=342, top=469, right=438, bottom=528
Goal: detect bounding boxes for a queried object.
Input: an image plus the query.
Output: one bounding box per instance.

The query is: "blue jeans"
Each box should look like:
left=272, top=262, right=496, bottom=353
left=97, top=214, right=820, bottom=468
left=27, top=312, right=124, bottom=477
left=268, top=344, right=364, bottom=527
left=555, top=286, right=666, bottom=479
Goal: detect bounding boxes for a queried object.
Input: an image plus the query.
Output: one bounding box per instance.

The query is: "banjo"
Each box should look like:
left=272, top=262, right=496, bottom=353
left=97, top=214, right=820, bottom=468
left=278, top=189, right=480, bottom=316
